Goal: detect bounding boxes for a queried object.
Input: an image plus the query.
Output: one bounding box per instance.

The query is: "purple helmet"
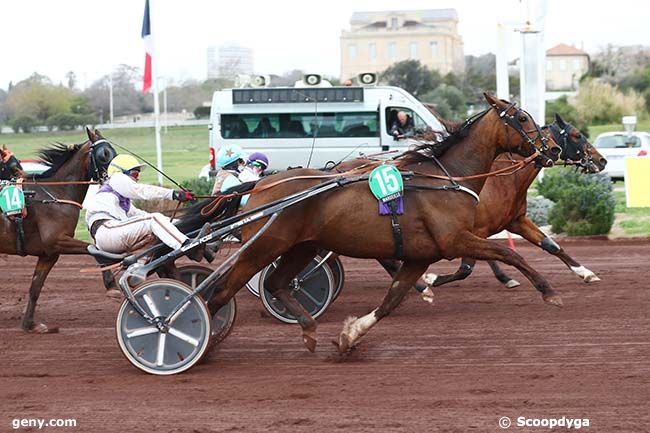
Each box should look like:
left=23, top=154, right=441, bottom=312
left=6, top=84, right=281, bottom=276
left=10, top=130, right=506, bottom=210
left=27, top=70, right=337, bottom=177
left=247, top=152, right=269, bottom=169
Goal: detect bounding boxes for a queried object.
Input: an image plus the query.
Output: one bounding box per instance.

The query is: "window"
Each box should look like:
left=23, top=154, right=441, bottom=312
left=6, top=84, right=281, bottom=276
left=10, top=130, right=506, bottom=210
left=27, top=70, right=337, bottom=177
left=388, top=42, right=398, bottom=60
left=430, top=41, right=438, bottom=57
left=385, top=107, right=430, bottom=135
left=594, top=135, right=641, bottom=149
left=391, top=17, right=398, bottom=29
left=573, top=58, right=581, bottom=70
left=559, top=59, right=567, bottom=71
left=221, top=112, right=378, bottom=139
left=409, top=42, right=418, bottom=59
left=546, top=60, right=552, bottom=71
left=368, top=43, right=377, bottom=61
left=348, top=44, right=357, bottom=60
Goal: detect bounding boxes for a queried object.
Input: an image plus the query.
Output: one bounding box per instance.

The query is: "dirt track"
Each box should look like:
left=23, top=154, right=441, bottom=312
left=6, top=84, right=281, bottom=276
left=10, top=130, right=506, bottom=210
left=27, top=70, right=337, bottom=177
left=1, top=238, right=649, bottom=432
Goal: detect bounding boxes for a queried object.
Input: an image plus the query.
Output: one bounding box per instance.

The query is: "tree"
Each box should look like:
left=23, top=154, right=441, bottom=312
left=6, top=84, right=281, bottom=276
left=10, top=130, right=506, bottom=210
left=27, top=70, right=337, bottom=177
left=380, top=60, right=441, bottom=98
left=84, top=64, right=149, bottom=118
left=420, top=84, right=467, bottom=120
left=545, top=96, right=589, bottom=136
left=5, top=73, right=76, bottom=123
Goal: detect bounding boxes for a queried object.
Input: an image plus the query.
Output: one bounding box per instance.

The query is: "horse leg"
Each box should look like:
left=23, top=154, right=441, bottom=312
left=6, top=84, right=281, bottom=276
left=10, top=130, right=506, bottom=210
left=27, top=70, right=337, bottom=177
left=454, top=232, right=563, bottom=306
left=264, top=244, right=321, bottom=352
left=377, top=259, right=433, bottom=303
left=507, top=216, right=600, bottom=283
left=22, top=254, right=60, bottom=333
left=487, top=260, right=521, bottom=288
left=336, top=260, right=429, bottom=353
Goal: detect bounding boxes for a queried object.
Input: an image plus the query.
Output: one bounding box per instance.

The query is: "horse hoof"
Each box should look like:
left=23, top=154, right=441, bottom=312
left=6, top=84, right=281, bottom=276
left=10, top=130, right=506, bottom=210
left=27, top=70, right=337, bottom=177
left=584, top=274, right=601, bottom=283
left=302, top=333, right=317, bottom=353
left=423, top=273, right=438, bottom=285
left=543, top=294, right=564, bottom=308
left=421, top=287, right=435, bottom=304
left=505, top=279, right=521, bottom=289
left=105, top=289, right=122, bottom=301
left=336, top=333, right=353, bottom=354
left=27, top=323, right=59, bottom=334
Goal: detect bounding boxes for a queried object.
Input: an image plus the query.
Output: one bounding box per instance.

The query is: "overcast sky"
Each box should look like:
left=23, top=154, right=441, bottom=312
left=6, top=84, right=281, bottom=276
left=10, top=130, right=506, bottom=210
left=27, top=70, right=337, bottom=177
left=1, top=0, right=647, bottom=90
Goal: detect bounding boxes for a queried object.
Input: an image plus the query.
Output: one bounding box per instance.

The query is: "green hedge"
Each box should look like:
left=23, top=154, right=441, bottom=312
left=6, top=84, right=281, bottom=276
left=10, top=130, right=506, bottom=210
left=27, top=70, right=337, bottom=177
left=537, top=168, right=615, bottom=236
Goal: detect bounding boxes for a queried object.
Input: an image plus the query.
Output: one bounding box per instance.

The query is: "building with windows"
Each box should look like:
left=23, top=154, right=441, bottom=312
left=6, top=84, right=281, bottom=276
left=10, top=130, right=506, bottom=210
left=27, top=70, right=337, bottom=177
left=207, top=44, right=254, bottom=79
left=545, top=43, right=589, bottom=91
left=340, top=9, right=464, bottom=81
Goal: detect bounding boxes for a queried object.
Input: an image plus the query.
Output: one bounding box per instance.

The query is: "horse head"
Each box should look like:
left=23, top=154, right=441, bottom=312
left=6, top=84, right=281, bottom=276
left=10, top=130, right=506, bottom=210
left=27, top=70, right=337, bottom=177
left=547, top=114, right=606, bottom=173
left=85, top=127, right=117, bottom=181
left=483, top=93, right=561, bottom=167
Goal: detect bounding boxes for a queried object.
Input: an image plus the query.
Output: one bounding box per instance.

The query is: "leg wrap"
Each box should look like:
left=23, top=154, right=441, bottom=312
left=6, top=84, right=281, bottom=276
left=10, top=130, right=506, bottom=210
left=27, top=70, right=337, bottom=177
left=540, top=237, right=561, bottom=254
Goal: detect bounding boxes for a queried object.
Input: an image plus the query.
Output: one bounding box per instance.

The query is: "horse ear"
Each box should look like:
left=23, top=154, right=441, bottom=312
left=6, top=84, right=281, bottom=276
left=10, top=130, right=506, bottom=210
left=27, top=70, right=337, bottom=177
left=483, top=92, right=500, bottom=109
left=86, top=126, right=97, bottom=142
left=554, top=113, right=566, bottom=128
left=94, top=128, right=105, bottom=139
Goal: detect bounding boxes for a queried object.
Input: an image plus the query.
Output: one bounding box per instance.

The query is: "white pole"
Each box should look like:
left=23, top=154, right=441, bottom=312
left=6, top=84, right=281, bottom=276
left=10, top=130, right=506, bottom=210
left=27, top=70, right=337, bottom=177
left=496, top=22, right=510, bottom=100
left=109, top=74, right=114, bottom=125
left=153, top=73, right=163, bottom=185
left=163, top=82, right=168, bottom=134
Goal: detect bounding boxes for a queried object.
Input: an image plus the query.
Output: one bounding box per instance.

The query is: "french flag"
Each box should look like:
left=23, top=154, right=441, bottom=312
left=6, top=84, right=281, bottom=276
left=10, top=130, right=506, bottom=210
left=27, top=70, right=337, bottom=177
left=141, top=0, right=153, bottom=94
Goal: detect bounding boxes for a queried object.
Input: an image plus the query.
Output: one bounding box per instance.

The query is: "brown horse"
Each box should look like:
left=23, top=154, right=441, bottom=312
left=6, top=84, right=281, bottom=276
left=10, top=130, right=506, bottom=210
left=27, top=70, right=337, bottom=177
left=205, top=94, right=562, bottom=353
left=420, top=114, right=607, bottom=293
left=0, top=128, right=116, bottom=332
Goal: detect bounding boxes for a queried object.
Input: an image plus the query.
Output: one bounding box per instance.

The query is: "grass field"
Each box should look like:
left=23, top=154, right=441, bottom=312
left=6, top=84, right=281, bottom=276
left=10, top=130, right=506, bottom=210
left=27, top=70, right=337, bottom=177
left=3, top=124, right=649, bottom=239
left=1, top=125, right=210, bottom=186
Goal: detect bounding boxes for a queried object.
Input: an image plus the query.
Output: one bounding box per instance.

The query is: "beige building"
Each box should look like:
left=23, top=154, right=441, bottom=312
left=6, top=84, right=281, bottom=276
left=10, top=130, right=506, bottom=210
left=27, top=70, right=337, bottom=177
left=340, top=9, right=464, bottom=81
left=545, top=44, right=590, bottom=91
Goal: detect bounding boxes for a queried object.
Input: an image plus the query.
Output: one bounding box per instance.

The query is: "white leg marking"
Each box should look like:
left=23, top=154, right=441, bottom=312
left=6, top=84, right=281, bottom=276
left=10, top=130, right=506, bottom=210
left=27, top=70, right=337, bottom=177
left=342, top=309, right=378, bottom=346
left=571, top=265, right=601, bottom=282
left=423, top=273, right=438, bottom=285
left=505, top=279, right=521, bottom=288
left=421, top=287, right=435, bottom=304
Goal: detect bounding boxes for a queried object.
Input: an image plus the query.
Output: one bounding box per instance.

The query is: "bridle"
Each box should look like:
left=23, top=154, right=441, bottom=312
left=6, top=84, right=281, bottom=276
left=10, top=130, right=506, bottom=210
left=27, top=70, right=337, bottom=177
left=546, top=123, right=596, bottom=172
left=493, top=102, right=552, bottom=162
left=88, top=138, right=117, bottom=181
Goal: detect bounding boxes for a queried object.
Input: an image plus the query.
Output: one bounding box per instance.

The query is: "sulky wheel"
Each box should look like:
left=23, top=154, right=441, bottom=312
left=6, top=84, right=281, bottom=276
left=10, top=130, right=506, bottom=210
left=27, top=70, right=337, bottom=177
left=327, top=255, right=345, bottom=301
left=177, top=264, right=237, bottom=344
left=116, top=279, right=211, bottom=375
left=259, top=255, right=335, bottom=324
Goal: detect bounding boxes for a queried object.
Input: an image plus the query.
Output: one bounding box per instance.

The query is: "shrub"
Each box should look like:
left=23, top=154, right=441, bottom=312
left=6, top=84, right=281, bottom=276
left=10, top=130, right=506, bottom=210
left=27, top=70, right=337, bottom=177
left=46, top=113, right=97, bottom=131
left=526, top=195, right=555, bottom=226
left=193, top=106, right=211, bottom=119
left=545, top=96, right=590, bottom=137
left=538, top=167, right=615, bottom=236
left=180, top=177, right=213, bottom=198
left=11, top=116, right=37, bottom=133
left=572, top=79, right=646, bottom=124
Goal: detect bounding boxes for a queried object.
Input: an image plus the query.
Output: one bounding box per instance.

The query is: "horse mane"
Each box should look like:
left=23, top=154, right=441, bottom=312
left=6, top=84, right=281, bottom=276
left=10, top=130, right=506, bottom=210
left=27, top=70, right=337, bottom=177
left=35, top=142, right=83, bottom=179
left=175, top=181, right=256, bottom=234
left=397, top=108, right=490, bottom=165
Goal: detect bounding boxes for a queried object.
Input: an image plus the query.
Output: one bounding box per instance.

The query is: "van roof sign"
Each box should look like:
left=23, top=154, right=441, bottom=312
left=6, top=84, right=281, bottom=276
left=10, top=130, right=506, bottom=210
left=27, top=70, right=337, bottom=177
left=232, top=87, right=364, bottom=104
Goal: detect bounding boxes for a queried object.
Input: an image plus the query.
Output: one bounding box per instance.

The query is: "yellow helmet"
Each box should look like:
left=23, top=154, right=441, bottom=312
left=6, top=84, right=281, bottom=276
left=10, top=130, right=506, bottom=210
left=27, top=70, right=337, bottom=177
left=107, top=154, right=146, bottom=176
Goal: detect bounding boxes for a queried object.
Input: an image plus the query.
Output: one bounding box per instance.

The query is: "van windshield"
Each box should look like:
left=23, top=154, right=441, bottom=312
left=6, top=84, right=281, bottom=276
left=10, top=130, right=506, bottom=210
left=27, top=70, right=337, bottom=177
left=594, top=135, right=641, bottom=149
left=221, top=112, right=378, bottom=139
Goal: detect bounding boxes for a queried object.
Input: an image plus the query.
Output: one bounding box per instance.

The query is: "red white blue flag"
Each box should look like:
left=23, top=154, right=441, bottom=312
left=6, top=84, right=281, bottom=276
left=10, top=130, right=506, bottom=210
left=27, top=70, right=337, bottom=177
left=141, top=0, right=153, bottom=94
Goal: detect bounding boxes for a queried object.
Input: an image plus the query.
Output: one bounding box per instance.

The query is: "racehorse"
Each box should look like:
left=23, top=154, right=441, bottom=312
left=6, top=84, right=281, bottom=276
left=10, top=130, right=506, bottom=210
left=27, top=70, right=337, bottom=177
left=0, top=128, right=116, bottom=332
left=204, top=94, right=562, bottom=353
left=419, top=114, right=607, bottom=291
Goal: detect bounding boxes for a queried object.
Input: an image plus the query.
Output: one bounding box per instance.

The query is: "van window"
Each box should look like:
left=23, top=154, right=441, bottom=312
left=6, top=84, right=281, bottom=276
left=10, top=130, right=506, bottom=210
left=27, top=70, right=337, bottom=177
left=221, top=112, right=378, bottom=139
left=385, top=108, right=427, bottom=134
left=594, top=135, right=641, bottom=149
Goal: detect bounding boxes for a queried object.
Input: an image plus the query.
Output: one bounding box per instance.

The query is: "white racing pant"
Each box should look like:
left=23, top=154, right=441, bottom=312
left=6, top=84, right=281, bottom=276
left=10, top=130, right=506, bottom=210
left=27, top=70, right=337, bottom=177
left=94, top=213, right=188, bottom=253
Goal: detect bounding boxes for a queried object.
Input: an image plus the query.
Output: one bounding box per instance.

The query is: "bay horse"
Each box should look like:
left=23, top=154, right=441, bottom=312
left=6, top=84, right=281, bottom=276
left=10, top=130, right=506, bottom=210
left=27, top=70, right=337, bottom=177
left=205, top=94, right=562, bottom=353
left=420, top=114, right=607, bottom=292
left=0, top=128, right=116, bottom=332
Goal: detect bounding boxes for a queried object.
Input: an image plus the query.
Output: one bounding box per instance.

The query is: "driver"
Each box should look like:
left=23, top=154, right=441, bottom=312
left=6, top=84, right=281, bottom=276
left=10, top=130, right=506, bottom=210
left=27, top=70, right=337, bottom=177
left=211, top=145, right=267, bottom=206
left=0, top=145, right=24, bottom=179
left=85, top=154, right=210, bottom=260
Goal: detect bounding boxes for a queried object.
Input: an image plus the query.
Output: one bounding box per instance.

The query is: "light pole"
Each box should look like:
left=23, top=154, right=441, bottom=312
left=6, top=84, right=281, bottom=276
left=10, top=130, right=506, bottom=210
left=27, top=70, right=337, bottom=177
left=158, top=76, right=168, bottom=134
left=108, top=73, right=114, bottom=125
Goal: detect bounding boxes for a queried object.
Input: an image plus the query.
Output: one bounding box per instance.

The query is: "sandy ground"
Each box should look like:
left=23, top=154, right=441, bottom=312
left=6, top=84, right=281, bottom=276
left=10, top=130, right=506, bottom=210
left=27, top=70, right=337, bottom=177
left=1, top=237, right=649, bottom=432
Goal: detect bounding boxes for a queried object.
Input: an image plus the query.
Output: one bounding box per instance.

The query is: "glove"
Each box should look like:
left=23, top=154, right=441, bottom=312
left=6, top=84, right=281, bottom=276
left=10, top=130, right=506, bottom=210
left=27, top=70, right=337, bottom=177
left=173, top=189, right=195, bottom=202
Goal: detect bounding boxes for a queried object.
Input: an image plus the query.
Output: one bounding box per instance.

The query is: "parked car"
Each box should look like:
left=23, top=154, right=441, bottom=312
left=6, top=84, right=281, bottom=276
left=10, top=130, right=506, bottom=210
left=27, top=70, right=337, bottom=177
left=592, top=131, right=650, bottom=179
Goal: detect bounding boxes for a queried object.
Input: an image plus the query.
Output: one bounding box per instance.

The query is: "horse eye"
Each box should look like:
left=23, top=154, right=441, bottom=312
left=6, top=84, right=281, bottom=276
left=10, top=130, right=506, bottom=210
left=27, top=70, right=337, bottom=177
left=518, top=115, right=527, bottom=122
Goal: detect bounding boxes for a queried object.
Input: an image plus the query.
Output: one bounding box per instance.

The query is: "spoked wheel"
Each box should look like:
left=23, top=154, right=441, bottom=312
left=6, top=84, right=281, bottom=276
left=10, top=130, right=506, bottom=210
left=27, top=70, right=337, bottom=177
left=116, top=279, right=211, bottom=375
left=259, top=255, right=335, bottom=324
left=326, top=254, right=345, bottom=301
left=177, top=265, right=237, bottom=344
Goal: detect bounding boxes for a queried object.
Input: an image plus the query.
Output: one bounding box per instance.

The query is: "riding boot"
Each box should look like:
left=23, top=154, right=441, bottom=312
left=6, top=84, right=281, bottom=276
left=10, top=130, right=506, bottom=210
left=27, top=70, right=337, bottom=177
left=14, top=216, right=26, bottom=256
